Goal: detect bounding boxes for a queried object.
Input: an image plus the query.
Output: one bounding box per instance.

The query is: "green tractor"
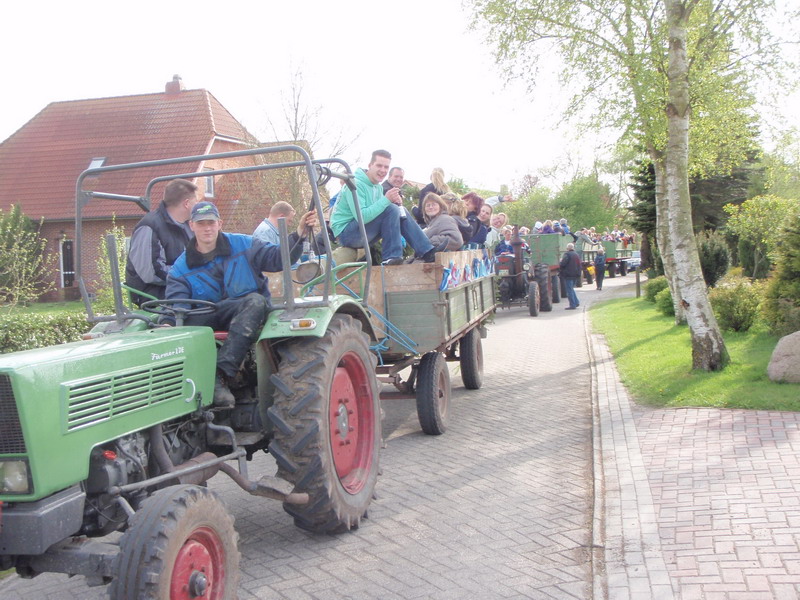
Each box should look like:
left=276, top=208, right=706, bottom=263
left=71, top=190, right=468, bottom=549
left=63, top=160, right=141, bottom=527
left=0, top=147, right=382, bottom=598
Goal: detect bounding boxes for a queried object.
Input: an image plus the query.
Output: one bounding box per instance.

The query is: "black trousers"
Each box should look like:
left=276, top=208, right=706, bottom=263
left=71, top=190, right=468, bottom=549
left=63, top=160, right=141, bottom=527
left=185, top=293, right=269, bottom=378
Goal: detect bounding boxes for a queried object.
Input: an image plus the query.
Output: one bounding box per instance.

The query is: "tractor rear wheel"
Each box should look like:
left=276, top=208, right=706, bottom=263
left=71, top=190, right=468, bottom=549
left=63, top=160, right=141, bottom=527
left=459, top=327, right=483, bottom=390
left=111, top=485, right=239, bottom=600
left=416, top=351, right=450, bottom=435
left=551, top=274, right=561, bottom=304
left=536, top=274, right=552, bottom=312
left=268, top=314, right=380, bottom=533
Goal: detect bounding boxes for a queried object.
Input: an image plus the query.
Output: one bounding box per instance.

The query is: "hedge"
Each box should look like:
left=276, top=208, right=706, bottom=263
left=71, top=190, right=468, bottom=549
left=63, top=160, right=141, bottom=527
left=0, top=312, right=93, bottom=354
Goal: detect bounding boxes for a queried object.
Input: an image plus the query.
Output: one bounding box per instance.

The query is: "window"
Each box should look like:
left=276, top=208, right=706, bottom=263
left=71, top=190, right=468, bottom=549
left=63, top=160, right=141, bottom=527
left=60, top=239, right=75, bottom=287
left=87, top=157, right=106, bottom=170
left=204, top=169, right=215, bottom=198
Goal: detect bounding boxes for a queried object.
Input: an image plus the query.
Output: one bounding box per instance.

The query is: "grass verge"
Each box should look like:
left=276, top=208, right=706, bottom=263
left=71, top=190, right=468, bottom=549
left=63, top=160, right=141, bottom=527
left=589, top=296, right=800, bottom=411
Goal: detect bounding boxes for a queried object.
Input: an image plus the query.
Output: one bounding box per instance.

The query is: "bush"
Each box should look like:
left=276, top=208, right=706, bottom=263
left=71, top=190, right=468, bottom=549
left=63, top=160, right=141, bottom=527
left=0, top=312, right=92, bottom=353
left=697, top=231, right=729, bottom=287
left=709, top=277, right=765, bottom=332
left=655, top=287, right=675, bottom=316
left=644, top=276, right=669, bottom=302
left=762, top=209, right=800, bottom=337
left=738, top=238, right=771, bottom=278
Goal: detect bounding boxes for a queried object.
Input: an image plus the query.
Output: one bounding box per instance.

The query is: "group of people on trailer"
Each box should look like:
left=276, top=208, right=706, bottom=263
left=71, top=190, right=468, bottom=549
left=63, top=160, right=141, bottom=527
left=123, top=148, right=512, bottom=407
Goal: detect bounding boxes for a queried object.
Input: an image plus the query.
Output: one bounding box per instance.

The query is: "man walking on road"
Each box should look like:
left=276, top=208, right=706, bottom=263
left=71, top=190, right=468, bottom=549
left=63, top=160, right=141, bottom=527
left=560, top=242, right=582, bottom=309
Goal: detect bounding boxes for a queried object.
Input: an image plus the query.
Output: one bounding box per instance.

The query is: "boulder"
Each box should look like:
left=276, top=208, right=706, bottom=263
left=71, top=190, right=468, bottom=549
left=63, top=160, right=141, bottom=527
left=767, top=330, right=800, bottom=384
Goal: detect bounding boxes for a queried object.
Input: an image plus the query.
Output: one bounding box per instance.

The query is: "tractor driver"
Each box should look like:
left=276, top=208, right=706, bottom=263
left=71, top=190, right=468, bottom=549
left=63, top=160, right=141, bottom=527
left=162, top=201, right=317, bottom=407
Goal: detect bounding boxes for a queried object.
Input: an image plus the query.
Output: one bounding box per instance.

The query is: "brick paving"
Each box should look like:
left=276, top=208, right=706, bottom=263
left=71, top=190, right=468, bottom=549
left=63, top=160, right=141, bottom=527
left=3, top=272, right=800, bottom=599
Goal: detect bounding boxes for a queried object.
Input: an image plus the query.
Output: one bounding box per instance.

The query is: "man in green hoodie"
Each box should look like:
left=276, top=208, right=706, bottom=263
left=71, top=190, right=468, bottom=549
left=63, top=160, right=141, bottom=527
left=330, top=149, right=438, bottom=266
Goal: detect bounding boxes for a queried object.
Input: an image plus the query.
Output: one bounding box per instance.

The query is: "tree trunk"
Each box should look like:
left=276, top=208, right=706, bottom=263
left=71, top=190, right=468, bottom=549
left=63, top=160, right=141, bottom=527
left=649, top=153, right=685, bottom=323
left=664, top=0, right=729, bottom=371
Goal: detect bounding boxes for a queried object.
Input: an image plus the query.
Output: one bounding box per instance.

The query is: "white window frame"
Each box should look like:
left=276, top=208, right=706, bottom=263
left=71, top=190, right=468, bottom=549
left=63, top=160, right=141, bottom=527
left=204, top=168, right=215, bottom=198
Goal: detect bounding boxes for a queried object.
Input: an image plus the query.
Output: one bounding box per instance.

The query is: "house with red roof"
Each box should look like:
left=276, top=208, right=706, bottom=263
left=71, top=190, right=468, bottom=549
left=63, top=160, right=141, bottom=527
left=0, top=75, right=302, bottom=301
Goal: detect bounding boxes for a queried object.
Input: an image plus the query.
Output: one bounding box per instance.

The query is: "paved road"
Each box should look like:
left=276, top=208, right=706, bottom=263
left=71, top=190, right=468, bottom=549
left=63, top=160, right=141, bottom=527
left=1, top=274, right=602, bottom=599
left=13, top=272, right=798, bottom=599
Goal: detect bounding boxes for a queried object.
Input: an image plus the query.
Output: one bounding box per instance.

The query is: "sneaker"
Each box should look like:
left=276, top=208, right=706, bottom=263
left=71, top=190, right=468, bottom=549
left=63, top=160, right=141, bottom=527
left=565, top=306, right=577, bottom=310
left=213, top=375, right=235, bottom=408
left=381, top=257, right=404, bottom=266
left=421, top=240, right=449, bottom=263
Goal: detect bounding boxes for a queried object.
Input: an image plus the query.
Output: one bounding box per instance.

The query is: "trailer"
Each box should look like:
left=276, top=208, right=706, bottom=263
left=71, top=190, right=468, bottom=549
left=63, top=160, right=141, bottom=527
left=273, top=248, right=497, bottom=436
left=581, top=240, right=640, bottom=280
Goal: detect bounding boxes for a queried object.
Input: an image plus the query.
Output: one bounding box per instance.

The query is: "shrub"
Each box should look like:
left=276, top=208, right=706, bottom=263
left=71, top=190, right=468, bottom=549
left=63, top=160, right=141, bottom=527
left=644, top=276, right=669, bottom=302
left=709, top=278, right=765, bottom=332
left=655, top=287, right=675, bottom=316
left=697, top=231, right=729, bottom=287
left=738, top=238, right=771, bottom=278
left=762, top=209, right=800, bottom=337
left=0, top=312, right=92, bottom=354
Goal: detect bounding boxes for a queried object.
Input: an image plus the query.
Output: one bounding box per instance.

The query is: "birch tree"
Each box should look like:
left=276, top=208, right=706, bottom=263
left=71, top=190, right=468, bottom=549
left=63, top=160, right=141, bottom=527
left=470, top=0, right=794, bottom=370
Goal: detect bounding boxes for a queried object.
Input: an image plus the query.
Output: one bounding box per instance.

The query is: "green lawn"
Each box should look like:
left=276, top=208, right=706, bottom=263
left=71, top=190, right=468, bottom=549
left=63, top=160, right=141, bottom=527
left=590, top=297, right=800, bottom=411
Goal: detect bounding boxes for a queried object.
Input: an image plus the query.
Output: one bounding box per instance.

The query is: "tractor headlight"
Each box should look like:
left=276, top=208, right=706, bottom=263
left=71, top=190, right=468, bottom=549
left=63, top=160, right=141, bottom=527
left=0, top=459, right=31, bottom=494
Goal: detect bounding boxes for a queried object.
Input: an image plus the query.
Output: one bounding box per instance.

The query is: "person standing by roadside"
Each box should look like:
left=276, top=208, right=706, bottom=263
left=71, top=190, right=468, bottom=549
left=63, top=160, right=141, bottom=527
left=560, top=242, right=582, bottom=309
left=594, top=247, right=606, bottom=291
left=125, top=178, right=198, bottom=307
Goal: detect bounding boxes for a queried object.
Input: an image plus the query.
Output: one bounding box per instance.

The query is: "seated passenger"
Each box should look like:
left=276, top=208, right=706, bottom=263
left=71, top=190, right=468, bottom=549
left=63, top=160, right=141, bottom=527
left=422, top=194, right=463, bottom=252
left=329, top=149, right=438, bottom=266
left=442, top=194, right=472, bottom=247
left=541, top=219, right=556, bottom=234
left=462, top=192, right=488, bottom=247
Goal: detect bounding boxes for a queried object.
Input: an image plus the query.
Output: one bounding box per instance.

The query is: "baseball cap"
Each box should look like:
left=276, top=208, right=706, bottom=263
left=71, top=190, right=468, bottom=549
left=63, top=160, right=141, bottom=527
left=191, top=201, right=220, bottom=221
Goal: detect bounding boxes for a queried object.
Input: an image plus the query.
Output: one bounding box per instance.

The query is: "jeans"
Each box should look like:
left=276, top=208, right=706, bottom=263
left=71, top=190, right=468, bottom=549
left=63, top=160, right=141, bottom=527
left=564, top=277, right=580, bottom=308
left=185, top=293, right=269, bottom=378
left=337, top=204, right=433, bottom=260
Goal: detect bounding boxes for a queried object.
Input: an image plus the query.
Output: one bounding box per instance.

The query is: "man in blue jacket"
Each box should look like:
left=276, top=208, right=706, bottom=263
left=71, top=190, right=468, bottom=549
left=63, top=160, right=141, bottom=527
left=164, top=201, right=317, bottom=407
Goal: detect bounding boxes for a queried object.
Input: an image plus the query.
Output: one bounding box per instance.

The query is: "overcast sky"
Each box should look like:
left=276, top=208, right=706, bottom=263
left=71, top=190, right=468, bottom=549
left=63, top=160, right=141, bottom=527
left=3, top=0, right=796, bottom=193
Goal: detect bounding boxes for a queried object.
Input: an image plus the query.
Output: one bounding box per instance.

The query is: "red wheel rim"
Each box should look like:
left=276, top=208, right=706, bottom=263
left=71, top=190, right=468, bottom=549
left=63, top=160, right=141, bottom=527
left=329, top=351, right=375, bottom=494
left=170, top=527, right=227, bottom=600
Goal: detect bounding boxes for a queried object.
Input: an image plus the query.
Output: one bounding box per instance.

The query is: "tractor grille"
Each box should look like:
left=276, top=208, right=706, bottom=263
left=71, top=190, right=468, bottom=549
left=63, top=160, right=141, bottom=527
left=65, top=360, right=185, bottom=431
left=0, top=375, right=27, bottom=454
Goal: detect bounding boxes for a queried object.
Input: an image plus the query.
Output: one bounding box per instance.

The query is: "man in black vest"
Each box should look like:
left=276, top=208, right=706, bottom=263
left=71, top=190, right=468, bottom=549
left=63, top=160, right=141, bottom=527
left=559, top=242, right=583, bottom=310
left=125, top=178, right=198, bottom=306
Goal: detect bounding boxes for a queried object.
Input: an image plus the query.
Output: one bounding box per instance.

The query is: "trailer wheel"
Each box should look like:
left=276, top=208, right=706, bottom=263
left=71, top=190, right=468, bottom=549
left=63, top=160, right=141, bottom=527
left=111, top=485, right=239, bottom=600
left=459, top=327, right=483, bottom=390
left=528, top=281, right=540, bottom=317
left=416, top=351, right=450, bottom=435
left=268, top=314, right=380, bottom=533
left=619, top=260, right=628, bottom=276
left=608, top=263, right=617, bottom=278
left=551, top=274, right=561, bottom=303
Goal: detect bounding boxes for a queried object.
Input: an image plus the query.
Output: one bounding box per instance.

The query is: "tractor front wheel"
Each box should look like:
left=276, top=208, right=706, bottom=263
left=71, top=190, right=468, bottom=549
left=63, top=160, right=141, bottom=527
left=268, top=314, right=380, bottom=533
left=111, top=485, right=239, bottom=600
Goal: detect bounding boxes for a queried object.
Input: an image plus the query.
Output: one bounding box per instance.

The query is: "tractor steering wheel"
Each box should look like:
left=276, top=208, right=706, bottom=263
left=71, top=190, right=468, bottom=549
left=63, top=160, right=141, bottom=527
left=140, top=299, right=217, bottom=327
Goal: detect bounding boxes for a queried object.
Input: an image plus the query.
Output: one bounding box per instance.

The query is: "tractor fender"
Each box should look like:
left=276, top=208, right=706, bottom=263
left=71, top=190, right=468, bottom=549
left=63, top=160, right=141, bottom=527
left=259, top=297, right=376, bottom=342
